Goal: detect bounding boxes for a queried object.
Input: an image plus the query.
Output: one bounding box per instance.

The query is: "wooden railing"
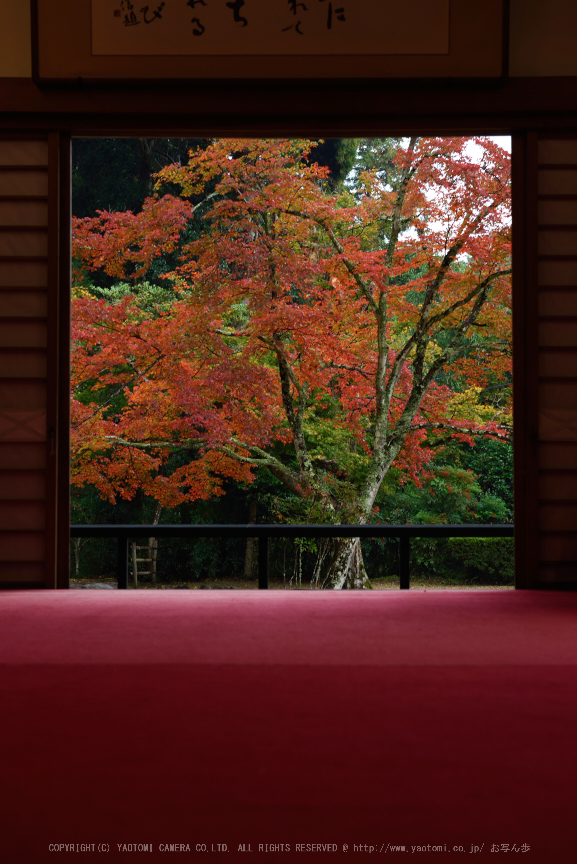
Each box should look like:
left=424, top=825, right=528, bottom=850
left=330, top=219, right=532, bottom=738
left=70, top=524, right=514, bottom=589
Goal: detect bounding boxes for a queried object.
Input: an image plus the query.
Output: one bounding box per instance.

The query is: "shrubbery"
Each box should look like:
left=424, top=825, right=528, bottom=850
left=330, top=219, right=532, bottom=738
left=411, top=536, right=514, bottom=585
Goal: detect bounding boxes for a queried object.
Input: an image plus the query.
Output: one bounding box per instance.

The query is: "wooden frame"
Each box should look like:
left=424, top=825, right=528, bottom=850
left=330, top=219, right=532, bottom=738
left=30, top=123, right=530, bottom=589
left=63, top=126, right=523, bottom=590
left=9, top=35, right=577, bottom=589
left=31, top=0, right=506, bottom=83
left=512, top=131, right=540, bottom=588
left=57, top=134, right=71, bottom=588
left=45, top=133, right=59, bottom=587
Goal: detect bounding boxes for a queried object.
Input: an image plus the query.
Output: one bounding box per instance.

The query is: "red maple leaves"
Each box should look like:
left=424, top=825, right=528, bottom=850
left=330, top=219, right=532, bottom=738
left=71, top=137, right=511, bottom=516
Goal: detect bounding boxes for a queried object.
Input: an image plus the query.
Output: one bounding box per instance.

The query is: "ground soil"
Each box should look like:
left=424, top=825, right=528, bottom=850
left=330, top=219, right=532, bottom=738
left=70, top=575, right=514, bottom=590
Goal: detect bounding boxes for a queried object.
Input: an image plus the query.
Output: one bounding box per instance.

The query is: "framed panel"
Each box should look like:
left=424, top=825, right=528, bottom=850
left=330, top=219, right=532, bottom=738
left=32, top=0, right=506, bottom=81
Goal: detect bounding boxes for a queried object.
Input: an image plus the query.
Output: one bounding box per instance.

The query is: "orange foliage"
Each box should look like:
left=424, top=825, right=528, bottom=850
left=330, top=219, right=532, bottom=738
left=71, top=138, right=511, bottom=514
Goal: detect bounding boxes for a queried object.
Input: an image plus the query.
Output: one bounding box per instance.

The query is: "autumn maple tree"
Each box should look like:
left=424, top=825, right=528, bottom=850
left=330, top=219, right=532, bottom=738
left=71, top=137, right=511, bottom=588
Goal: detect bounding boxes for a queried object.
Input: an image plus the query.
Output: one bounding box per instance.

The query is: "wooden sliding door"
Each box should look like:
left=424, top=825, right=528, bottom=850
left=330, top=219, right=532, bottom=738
left=515, top=130, right=577, bottom=588
left=536, top=134, right=577, bottom=586
left=0, top=133, right=70, bottom=588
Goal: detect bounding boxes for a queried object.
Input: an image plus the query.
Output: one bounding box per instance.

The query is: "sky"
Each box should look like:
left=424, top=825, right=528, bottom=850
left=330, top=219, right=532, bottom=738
left=489, top=135, right=511, bottom=152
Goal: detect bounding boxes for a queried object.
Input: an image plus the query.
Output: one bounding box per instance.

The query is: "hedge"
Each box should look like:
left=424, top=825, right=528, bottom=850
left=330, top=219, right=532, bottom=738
left=410, top=536, right=514, bottom=585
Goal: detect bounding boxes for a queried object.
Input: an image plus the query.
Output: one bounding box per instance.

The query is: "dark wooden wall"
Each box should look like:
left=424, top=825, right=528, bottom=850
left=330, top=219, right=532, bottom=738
left=0, top=133, right=68, bottom=588
left=513, top=130, right=577, bottom=587
left=537, top=135, right=577, bottom=584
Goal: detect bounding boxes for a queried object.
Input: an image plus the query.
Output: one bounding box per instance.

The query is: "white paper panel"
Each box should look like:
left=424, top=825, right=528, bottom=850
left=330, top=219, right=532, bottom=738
left=539, top=408, right=577, bottom=440
left=539, top=261, right=577, bottom=286
left=0, top=261, right=47, bottom=287
left=538, top=230, right=577, bottom=256
left=539, top=169, right=577, bottom=196
left=539, top=321, right=577, bottom=347
left=0, top=230, right=48, bottom=257
left=540, top=381, right=577, bottom=409
left=538, top=140, right=577, bottom=165
left=92, top=0, right=450, bottom=57
left=0, top=532, right=45, bottom=561
left=0, top=409, right=46, bottom=442
left=0, top=290, right=47, bottom=318
left=0, top=351, right=46, bottom=378
left=0, top=443, right=46, bottom=470
left=0, top=381, right=46, bottom=410
left=538, top=290, right=577, bottom=316
left=0, top=470, right=46, bottom=500
left=0, top=141, right=48, bottom=167
left=540, top=533, right=577, bottom=560
left=0, top=170, right=49, bottom=197
left=539, top=351, right=577, bottom=377
left=0, top=501, right=46, bottom=531
left=0, top=563, right=44, bottom=583
left=0, top=322, right=47, bottom=349
left=539, top=444, right=577, bottom=470
left=0, top=200, right=48, bottom=227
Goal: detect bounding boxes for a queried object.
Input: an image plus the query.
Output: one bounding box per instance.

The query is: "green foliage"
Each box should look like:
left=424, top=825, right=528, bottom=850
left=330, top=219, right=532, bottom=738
left=304, top=407, right=369, bottom=484
left=70, top=464, right=292, bottom=583
left=308, top=139, right=359, bottom=188
left=72, top=138, right=209, bottom=217
left=459, top=438, right=514, bottom=512
left=158, top=508, right=246, bottom=583
left=347, top=137, right=404, bottom=193
left=410, top=537, right=514, bottom=585
left=70, top=484, right=147, bottom=580
left=446, top=537, right=514, bottom=584
left=377, top=463, right=512, bottom=526
left=90, top=281, right=177, bottom=314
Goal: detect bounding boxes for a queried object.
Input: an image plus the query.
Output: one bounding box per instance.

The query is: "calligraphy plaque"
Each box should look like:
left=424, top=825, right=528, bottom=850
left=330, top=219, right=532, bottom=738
left=33, top=0, right=506, bottom=80
left=92, top=0, right=449, bottom=57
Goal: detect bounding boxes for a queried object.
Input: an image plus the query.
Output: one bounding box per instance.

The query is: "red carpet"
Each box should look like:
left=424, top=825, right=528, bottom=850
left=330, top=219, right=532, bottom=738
left=1, top=590, right=576, bottom=863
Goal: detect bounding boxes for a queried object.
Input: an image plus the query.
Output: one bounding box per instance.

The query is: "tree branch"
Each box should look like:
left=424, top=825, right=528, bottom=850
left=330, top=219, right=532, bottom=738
left=72, top=356, right=164, bottom=429
left=220, top=439, right=307, bottom=497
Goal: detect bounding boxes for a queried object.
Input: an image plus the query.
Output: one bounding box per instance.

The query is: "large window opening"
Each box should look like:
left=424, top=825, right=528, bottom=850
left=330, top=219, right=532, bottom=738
left=70, top=135, right=513, bottom=590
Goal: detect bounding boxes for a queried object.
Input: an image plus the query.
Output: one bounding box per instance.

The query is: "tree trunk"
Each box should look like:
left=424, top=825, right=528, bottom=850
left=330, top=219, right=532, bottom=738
left=243, top=497, right=258, bottom=580
left=312, top=536, right=372, bottom=590
left=73, top=537, right=81, bottom=579
left=72, top=537, right=89, bottom=579
left=148, top=501, right=161, bottom=585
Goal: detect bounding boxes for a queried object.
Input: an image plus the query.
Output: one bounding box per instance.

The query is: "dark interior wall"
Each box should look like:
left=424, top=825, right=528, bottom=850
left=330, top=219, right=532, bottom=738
left=0, top=136, right=52, bottom=587
left=535, top=136, right=577, bottom=584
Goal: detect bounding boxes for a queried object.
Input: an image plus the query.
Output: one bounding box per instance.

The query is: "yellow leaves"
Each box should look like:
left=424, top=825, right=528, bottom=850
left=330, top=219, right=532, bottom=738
left=446, top=387, right=484, bottom=422
left=71, top=282, right=92, bottom=299
left=447, top=386, right=511, bottom=426
left=75, top=437, right=110, bottom=457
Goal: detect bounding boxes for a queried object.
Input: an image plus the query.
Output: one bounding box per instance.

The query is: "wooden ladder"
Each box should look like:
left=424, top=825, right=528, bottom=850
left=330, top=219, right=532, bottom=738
left=130, top=503, right=162, bottom=588
left=131, top=538, right=158, bottom=587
